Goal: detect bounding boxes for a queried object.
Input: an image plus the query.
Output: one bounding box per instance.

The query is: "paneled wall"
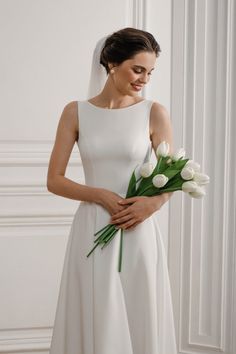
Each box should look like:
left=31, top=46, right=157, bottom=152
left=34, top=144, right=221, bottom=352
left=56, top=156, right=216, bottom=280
left=169, top=0, right=236, bottom=353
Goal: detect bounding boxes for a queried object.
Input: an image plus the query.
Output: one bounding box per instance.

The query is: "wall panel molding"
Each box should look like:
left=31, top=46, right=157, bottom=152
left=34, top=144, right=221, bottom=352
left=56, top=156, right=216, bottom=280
left=132, top=0, right=147, bottom=29
left=0, top=328, right=51, bottom=353
left=125, top=0, right=147, bottom=29
left=0, top=140, right=81, bottom=166
left=0, top=185, right=52, bottom=196
left=0, top=215, right=74, bottom=227
left=169, top=0, right=236, bottom=353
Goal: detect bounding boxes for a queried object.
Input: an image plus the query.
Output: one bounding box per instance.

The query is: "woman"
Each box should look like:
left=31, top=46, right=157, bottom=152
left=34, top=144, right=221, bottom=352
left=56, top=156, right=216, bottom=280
left=47, top=27, right=177, bottom=354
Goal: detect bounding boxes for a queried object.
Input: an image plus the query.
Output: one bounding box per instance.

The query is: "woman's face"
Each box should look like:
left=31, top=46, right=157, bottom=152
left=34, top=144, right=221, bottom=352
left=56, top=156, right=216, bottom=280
left=109, top=51, right=157, bottom=95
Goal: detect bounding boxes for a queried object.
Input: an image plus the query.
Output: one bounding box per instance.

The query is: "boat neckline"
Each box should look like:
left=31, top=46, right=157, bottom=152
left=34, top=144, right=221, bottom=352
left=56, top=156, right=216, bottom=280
left=85, top=99, right=147, bottom=110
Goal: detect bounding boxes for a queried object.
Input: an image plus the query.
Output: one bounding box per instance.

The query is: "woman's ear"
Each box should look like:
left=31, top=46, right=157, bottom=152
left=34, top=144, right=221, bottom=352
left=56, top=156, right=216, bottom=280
left=108, top=62, right=118, bottom=70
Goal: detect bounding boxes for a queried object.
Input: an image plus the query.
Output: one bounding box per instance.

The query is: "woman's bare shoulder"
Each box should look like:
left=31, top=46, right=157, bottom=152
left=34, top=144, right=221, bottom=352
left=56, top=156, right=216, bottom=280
left=62, top=100, right=78, bottom=118
left=60, top=100, right=79, bottom=133
left=149, top=100, right=173, bottom=152
left=150, top=100, right=169, bottom=117
left=149, top=101, right=171, bottom=134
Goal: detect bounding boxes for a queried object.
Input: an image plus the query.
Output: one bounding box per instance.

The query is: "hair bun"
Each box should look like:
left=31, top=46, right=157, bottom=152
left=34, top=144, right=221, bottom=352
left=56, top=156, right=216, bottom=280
left=99, top=27, right=161, bottom=74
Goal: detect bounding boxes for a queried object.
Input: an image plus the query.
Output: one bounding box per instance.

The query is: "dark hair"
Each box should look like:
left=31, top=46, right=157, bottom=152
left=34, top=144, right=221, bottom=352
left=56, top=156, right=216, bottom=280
left=100, top=27, right=161, bottom=74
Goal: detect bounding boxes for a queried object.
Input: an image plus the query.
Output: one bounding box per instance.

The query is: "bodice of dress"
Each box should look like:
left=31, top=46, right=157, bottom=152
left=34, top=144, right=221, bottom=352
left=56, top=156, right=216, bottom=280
left=77, top=99, right=154, bottom=197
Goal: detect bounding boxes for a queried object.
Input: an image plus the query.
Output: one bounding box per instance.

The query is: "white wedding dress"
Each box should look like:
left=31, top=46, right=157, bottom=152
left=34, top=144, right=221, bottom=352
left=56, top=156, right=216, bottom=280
left=49, top=99, right=177, bottom=354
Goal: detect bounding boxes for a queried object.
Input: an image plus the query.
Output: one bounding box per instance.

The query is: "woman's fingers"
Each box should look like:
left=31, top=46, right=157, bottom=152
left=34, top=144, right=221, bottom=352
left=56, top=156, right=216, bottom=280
left=120, top=219, right=139, bottom=230
left=111, top=206, right=132, bottom=221
left=110, top=211, right=132, bottom=223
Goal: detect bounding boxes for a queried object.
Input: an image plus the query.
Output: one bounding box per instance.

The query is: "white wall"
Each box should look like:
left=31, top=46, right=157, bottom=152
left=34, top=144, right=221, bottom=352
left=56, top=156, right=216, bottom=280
left=0, top=1, right=172, bottom=353
left=169, top=1, right=236, bottom=354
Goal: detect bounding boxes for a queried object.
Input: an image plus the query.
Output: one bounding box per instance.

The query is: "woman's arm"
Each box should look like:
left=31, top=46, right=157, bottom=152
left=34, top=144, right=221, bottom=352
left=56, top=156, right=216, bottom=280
left=47, top=101, right=102, bottom=203
left=149, top=101, right=174, bottom=210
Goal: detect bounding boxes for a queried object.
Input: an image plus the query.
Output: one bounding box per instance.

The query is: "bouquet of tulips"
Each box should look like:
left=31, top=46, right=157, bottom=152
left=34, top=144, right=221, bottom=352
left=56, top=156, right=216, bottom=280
left=86, top=141, right=210, bottom=272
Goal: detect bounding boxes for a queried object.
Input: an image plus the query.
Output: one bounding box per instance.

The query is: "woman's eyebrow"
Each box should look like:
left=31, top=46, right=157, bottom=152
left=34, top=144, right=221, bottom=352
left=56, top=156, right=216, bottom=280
left=133, top=65, right=155, bottom=71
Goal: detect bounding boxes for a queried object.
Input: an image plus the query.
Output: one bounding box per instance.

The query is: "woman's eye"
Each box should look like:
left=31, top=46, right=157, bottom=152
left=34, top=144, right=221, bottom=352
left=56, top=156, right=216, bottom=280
left=133, top=69, right=152, bottom=76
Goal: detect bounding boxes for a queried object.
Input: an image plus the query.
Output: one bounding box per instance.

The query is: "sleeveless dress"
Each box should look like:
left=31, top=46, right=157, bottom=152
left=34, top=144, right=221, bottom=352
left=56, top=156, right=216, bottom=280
left=49, top=99, right=177, bottom=354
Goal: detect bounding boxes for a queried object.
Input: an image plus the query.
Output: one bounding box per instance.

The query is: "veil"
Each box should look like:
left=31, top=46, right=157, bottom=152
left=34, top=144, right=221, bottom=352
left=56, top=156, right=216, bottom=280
left=86, top=35, right=109, bottom=99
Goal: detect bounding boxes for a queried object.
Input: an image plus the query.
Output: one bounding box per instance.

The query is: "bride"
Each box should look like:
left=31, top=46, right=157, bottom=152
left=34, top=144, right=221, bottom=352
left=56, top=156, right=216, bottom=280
left=47, top=27, right=177, bottom=354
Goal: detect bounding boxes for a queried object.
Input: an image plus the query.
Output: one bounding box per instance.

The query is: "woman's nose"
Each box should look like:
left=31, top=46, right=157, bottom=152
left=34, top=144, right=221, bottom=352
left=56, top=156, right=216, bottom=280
left=139, top=73, right=149, bottom=84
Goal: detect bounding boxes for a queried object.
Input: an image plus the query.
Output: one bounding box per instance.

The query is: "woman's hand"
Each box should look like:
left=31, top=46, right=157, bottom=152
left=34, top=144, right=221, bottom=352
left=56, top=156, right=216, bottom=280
left=109, top=195, right=165, bottom=230
left=96, top=188, right=128, bottom=216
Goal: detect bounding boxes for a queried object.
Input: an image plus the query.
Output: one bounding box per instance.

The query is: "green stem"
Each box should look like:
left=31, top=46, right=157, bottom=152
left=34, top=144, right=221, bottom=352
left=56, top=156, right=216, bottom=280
left=86, top=240, right=101, bottom=258
left=101, top=228, right=119, bottom=249
left=94, top=223, right=111, bottom=236
left=118, top=228, right=123, bottom=272
left=94, top=224, right=115, bottom=243
left=87, top=226, right=120, bottom=258
left=156, top=156, right=162, bottom=172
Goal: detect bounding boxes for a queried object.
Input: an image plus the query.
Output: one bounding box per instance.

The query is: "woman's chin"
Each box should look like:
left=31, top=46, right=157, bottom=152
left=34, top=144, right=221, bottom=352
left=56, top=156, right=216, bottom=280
left=129, top=89, right=140, bottom=96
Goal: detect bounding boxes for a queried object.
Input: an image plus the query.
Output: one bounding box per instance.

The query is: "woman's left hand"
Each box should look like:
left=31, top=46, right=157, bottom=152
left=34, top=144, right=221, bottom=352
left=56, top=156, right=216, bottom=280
left=109, top=195, right=162, bottom=230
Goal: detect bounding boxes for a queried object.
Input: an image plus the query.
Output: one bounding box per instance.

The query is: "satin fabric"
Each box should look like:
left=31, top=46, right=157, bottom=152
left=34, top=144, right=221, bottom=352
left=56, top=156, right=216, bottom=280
left=49, top=99, right=177, bottom=354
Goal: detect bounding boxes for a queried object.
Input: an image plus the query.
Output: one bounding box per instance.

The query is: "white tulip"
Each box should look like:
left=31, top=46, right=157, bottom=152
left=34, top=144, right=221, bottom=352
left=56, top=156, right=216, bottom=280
left=139, top=162, right=155, bottom=178
left=156, top=141, right=169, bottom=157
left=181, top=166, right=195, bottom=180
left=189, top=186, right=206, bottom=198
left=193, top=172, right=210, bottom=185
left=182, top=181, right=198, bottom=193
left=134, top=164, right=142, bottom=179
left=185, top=159, right=200, bottom=172
left=152, top=174, right=169, bottom=188
left=171, top=147, right=186, bottom=161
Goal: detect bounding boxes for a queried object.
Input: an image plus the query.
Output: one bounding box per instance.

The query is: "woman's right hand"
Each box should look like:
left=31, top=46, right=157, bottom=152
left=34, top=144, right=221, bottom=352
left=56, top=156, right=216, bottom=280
left=96, top=188, right=127, bottom=216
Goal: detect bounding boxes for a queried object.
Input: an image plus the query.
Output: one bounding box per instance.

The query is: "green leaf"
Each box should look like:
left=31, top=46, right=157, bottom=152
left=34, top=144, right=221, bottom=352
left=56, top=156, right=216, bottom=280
left=138, top=185, right=160, bottom=196
left=126, top=170, right=137, bottom=197
left=164, top=174, right=185, bottom=189
left=163, top=169, right=180, bottom=179
left=157, top=156, right=170, bottom=173
left=171, top=158, right=189, bottom=170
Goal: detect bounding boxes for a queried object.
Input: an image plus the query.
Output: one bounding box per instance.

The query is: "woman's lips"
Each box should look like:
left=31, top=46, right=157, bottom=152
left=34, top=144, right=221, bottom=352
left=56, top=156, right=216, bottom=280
left=131, top=83, right=143, bottom=91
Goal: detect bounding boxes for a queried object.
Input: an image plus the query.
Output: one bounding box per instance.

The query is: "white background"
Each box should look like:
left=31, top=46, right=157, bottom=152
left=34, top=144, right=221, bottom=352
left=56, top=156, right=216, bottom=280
left=0, top=1, right=235, bottom=354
